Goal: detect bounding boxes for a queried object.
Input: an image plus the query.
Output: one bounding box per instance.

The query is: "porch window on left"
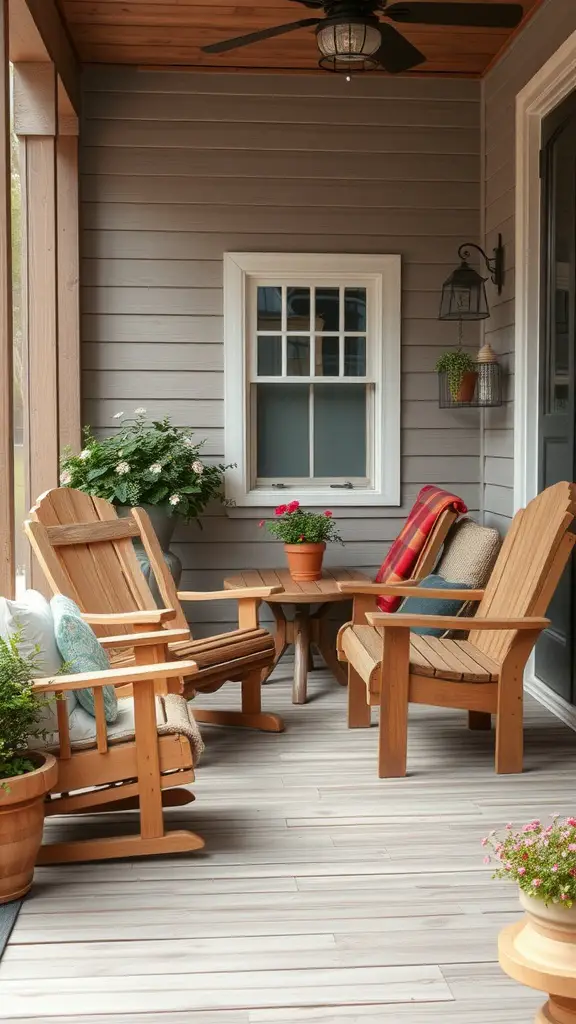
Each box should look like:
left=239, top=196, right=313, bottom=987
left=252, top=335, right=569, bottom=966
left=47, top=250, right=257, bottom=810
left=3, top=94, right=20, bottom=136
left=224, top=253, right=401, bottom=508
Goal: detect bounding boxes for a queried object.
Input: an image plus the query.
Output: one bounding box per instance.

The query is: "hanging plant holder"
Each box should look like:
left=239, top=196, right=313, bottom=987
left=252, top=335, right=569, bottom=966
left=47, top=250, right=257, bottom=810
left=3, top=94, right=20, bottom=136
left=438, top=343, right=503, bottom=409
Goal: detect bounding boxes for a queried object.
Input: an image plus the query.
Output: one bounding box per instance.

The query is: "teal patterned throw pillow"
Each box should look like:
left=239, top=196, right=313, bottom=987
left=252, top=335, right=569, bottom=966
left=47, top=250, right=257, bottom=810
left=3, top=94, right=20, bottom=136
left=51, top=595, right=118, bottom=723
left=400, top=575, right=475, bottom=637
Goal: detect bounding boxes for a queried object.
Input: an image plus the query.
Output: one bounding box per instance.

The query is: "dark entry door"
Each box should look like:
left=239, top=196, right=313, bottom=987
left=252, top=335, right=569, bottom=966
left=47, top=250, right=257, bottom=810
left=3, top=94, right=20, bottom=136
left=536, top=91, right=576, bottom=704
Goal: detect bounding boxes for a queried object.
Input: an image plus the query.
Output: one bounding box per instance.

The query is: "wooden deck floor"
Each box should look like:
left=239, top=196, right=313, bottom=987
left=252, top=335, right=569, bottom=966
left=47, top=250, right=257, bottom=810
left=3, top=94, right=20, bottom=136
left=2, top=661, right=576, bottom=1022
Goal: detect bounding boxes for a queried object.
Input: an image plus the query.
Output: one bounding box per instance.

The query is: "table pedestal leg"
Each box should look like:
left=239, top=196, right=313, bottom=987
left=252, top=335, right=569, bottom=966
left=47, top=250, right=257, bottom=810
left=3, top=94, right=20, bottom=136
left=293, top=608, right=310, bottom=705
left=537, top=997, right=576, bottom=1024
left=261, top=604, right=289, bottom=684
left=311, top=606, right=348, bottom=687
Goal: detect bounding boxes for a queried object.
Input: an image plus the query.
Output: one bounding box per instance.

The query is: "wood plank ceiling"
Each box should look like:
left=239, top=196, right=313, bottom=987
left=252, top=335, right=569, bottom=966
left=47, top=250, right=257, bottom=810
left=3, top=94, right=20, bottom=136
left=58, top=0, right=544, bottom=75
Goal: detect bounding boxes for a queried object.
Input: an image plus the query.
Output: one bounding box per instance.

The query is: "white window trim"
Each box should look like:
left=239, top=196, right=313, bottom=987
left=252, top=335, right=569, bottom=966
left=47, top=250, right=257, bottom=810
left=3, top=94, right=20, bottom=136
left=223, top=252, right=401, bottom=508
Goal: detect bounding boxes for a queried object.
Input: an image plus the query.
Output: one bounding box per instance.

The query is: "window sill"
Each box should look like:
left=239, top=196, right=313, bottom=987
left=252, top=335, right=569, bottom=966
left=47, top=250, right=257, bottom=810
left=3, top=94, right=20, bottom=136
left=225, top=488, right=401, bottom=510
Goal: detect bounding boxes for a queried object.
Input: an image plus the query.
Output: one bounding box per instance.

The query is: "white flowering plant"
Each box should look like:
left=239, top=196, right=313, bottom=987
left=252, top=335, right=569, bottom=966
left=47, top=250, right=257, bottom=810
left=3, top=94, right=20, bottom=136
left=60, top=410, right=230, bottom=521
left=482, top=816, right=576, bottom=908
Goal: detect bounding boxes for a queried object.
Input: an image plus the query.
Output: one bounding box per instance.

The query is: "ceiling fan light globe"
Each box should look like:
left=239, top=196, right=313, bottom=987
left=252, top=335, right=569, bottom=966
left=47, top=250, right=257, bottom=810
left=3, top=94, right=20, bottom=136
left=316, top=20, right=382, bottom=59
left=318, top=54, right=380, bottom=71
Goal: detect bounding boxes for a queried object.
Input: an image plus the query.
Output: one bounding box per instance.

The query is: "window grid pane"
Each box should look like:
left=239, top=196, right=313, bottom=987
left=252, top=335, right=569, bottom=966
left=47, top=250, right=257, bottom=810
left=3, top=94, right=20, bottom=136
left=257, top=335, right=282, bottom=376
left=254, top=282, right=369, bottom=381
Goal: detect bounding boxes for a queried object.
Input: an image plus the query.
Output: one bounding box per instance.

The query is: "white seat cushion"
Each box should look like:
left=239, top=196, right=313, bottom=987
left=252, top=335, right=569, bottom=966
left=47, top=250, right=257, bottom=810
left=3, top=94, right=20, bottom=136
left=0, top=590, right=77, bottom=734
left=33, top=696, right=165, bottom=752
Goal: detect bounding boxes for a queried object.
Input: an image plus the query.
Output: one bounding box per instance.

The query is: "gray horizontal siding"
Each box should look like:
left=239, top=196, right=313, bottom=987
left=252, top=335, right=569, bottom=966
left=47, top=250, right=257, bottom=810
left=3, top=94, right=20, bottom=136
left=82, top=146, right=480, bottom=183
left=83, top=67, right=480, bottom=102
left=81, top=67, right=481, bottom=631
left=482, top=0, right=576, bottom=527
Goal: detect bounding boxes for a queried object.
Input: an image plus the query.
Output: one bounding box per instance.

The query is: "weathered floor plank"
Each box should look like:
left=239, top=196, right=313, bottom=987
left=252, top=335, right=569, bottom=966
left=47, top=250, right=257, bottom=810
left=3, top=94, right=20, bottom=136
left=1, top=659, right=573, bottom=1020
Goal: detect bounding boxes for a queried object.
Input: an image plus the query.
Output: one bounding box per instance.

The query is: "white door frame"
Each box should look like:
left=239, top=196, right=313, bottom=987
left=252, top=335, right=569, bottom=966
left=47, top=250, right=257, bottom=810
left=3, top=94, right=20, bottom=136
left=515, top=28, right=576, bottom=726
left=515, top=27, right=576, bottom=510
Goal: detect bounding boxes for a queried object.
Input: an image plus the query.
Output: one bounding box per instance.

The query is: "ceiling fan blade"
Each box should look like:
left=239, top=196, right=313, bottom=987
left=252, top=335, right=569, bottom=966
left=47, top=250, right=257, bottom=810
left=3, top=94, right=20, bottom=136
left=385, top=2, right=524, bottom=28
left=202, top=18, right=320, bottom=55
left=374, top=22, right=427, bottom=73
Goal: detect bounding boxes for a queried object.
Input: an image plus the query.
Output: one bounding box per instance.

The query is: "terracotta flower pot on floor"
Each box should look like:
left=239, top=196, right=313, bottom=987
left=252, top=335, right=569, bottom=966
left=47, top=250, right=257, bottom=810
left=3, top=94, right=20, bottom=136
left=284, top=543, right=326, bottom=582
left=0, top=751, right=58, bottom=904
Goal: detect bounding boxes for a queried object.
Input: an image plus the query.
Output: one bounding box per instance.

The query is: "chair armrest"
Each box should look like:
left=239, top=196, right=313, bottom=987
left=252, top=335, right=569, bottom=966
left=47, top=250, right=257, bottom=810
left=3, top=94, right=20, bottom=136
left=338, top=582, right=485, bottom=601
left=82, top=609, right=177, bottom=626
left=338, top=579, right=419, bottom=594
left=178, top=586, right=283, bottom=602
left=32, top=659, right=198, bottom=694
left=98, top=628, right=191, bottom=650
left=365, top=612, right=550, bottom=631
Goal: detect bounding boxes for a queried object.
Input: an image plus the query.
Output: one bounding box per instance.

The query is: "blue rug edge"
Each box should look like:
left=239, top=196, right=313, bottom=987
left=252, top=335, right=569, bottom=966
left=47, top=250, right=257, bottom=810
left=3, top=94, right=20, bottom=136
left=0, top=900, right=23, bottom=960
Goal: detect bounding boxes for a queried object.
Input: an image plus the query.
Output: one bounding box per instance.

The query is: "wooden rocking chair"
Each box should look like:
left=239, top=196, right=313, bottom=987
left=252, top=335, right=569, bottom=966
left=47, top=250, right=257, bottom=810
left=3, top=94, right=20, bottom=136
left=33, top=635, right=204, bottom=863
left=336, top=482, right=576, bottom=777
left=25, top=488, right=284, bottom=733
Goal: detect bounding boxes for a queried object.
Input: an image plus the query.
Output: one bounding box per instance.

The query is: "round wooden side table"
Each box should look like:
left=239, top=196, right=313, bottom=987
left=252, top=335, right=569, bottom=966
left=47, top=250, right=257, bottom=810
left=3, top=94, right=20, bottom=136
left=499, top=918, right=576, bottom=1023
left=224, top=567, right=369, bottom=704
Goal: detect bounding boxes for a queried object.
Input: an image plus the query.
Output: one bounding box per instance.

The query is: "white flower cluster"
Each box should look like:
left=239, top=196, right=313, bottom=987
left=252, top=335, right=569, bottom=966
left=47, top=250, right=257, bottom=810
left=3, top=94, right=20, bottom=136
left=191, top=460, right=204, bottom=475
left=169, top=494, right=181, bottom=506
left=115, top=461, right=130, bottom=475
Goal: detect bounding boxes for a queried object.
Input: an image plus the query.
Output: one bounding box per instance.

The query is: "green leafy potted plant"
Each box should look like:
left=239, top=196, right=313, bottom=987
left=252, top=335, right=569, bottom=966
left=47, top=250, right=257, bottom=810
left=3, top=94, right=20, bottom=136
left=0, top=632, right=57, bottom=904
left=260, top=501, right=342, bottom=581
left=483, top=816, right=576, bottom=967
left=435, top=349, right=477, bottom=403
left=59, top=409, right=231, bottom=588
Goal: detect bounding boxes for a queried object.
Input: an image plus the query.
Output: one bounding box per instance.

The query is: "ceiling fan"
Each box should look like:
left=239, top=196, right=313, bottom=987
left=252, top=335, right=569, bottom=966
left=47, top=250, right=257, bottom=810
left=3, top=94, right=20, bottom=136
left=202, top=0, right=524, bottom=74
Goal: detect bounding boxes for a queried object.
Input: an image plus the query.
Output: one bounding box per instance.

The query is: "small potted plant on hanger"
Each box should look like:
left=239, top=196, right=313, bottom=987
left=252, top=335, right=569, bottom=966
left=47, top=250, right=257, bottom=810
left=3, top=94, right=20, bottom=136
left=260, top=501, right=342, bottom=582
left=435, top=348, right=478, bottom=403
left=0, top=632, right=58, bottom=903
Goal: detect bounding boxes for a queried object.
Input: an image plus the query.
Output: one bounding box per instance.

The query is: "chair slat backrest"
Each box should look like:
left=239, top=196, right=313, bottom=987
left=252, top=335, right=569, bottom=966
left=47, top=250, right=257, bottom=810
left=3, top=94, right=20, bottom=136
left=25, top=488, right=188, bottom=636
left=470, top=482, right=576, bottom=662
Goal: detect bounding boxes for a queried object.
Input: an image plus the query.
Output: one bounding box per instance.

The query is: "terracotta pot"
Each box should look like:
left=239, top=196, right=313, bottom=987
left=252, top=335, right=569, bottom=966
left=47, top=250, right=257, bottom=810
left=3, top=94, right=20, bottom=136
left=514, top=890, right=576, bottom=972
left=455, top=370, right=478, bottom=403
left=284, top=542, right=326, bottom=582
left=0, top=752, right=58, bottom=904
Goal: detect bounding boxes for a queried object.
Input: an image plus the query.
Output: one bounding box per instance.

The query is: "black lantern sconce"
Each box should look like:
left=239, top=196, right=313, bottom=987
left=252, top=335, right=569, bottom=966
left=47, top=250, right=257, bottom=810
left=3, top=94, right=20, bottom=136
left=437, top=234, right=505, bottom=409
left=439, top=233, right=505, bottom=322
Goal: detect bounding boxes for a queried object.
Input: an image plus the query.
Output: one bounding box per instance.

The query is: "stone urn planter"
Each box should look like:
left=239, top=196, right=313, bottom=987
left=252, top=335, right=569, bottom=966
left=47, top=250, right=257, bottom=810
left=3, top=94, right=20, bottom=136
left=513, top=891, right=576, bottom=972
left=118, top=503, right=182, bottom=604
left=499, top=892, right=576, bottom=1024
left=487, top=816, right=576, bottom=1024
left=0, top=752, right=58, bottom=904
left=284, top=542, right=326, bottom=582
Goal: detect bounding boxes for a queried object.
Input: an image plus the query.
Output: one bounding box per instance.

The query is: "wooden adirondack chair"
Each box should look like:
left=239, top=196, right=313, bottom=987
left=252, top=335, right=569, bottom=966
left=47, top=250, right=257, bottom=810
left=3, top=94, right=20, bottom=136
left=25, top=488, right=284, bottom=733
left=33, top=634, right=204, bottom=863
left=336, top=482, right=576, bottom=777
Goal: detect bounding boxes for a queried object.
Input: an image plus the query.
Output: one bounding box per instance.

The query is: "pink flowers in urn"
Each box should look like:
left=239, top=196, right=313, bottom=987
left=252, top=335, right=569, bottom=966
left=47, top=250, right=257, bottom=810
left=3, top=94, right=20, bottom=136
left=482, top=815, right=576, bottom=908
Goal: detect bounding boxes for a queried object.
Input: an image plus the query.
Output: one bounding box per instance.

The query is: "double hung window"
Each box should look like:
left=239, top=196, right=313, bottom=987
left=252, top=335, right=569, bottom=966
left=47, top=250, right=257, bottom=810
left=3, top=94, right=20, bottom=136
left=224, top=253, right=400, bottom=507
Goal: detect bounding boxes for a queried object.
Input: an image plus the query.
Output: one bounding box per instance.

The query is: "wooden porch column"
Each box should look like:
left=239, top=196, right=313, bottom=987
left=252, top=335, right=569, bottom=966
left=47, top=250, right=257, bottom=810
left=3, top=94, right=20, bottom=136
left=14, top=62, right=58, bottom=588
left=56, top=79, right=80, bottom=454
left=0, top=0, right=14, bottom=597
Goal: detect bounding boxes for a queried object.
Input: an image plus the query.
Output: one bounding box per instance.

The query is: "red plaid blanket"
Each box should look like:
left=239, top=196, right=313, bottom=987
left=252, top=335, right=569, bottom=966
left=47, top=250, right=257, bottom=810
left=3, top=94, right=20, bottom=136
left=375, top=486, right=468, bottom=613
